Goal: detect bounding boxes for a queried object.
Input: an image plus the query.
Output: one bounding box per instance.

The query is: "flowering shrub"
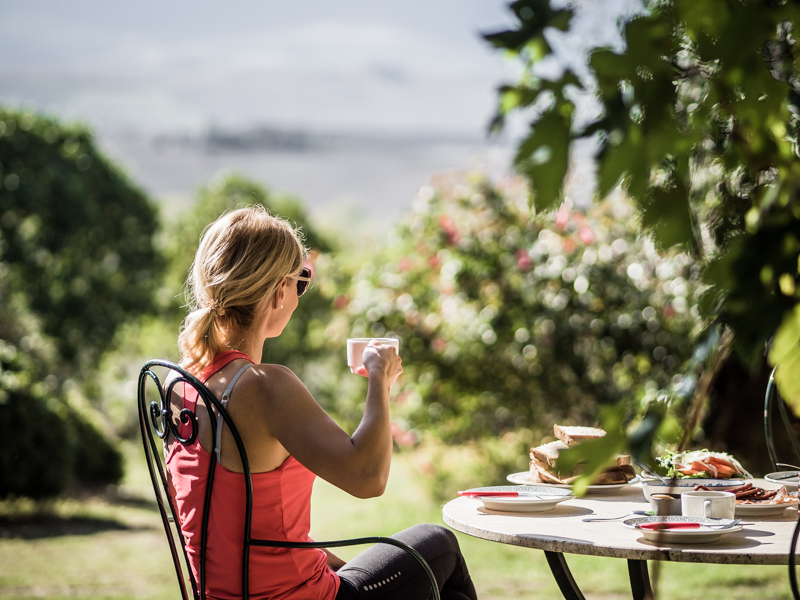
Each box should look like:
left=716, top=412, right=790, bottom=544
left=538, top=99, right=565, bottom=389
left=335, top=172, right=702, bottom=444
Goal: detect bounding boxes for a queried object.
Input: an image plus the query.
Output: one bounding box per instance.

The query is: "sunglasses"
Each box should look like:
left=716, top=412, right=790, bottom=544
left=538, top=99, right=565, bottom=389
left=295, top=267, right=312, bottom=297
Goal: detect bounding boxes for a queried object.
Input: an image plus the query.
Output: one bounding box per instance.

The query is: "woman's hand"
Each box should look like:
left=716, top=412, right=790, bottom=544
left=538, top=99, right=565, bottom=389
left=359, top=341, right=403, bottom=386
left=324, top=548, right=347, bottom=571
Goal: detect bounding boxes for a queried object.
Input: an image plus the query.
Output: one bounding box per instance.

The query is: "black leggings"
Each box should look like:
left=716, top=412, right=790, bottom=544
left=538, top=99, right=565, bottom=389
left=334, top=524, right=477, bottom=600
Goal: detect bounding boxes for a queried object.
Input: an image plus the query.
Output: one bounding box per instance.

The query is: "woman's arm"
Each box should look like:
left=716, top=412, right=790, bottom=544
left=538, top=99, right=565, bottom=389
left=248, top=343, right=402, bottom=498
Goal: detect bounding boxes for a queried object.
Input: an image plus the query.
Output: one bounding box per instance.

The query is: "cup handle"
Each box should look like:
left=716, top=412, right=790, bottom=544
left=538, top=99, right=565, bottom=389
left=703, top=500, right=711, bottom=518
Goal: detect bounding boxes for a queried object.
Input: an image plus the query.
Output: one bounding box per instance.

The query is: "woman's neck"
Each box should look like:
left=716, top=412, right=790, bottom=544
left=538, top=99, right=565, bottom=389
left=220, top=330, right=263, bottom=364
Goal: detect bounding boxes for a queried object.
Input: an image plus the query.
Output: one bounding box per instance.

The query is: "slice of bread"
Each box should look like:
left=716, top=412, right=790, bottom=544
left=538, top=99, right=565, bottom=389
left=531, top=456, right=585, bottom=479
left=592, top=469, right=629, bottom=485
left=554, top=425, right=606, bottom=446
left=597, top=464, right=636, bottom=482
left=528, top=462, right=546, bottom=483
left=530, top=463, right=563, bottom=485
left=613, top=455, right=632, bottom=467
left=530, top=441, right=569, bottom=468
left=529, top=462, right=579, bottom=485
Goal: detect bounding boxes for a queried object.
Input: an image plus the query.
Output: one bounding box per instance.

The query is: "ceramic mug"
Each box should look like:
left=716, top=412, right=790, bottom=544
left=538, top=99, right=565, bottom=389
left=346, top=338, right=400, bottom=374
left=680, top=490, right=735, bottom=520
left=649, top=493, right=682, bottom=516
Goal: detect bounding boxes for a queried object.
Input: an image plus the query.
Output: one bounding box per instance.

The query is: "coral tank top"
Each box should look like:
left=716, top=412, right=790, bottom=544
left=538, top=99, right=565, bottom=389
left=166, top=350, right=339, bottom=600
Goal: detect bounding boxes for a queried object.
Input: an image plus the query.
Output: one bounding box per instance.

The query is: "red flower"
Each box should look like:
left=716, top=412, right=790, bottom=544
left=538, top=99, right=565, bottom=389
left=578, top=226, right=595, bottom=245
left=515, top=249, right=533, bottom=271
left=390, top=422, right=418, bottom=448
left=333, top=294, right=349, bottom=310
left=438, top=215, right=460, bottom=244
left=555, top=208, right=570, bottom=230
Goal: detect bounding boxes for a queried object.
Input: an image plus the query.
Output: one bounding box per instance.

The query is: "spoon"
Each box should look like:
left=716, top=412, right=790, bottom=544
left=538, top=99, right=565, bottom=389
left=582, top=510, right=652, bottom=522
left=634, top=459, right=671, bottom=485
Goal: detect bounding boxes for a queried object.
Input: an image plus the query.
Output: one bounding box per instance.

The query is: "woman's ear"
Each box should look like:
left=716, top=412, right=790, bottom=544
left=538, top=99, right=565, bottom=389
left=272, top=279, right=287, bottom=309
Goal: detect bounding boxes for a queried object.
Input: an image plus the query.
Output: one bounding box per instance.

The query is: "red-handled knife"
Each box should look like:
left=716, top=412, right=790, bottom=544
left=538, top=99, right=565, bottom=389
left=458, top=491, right=521, bottom=497
left=639, top=522, right=701, bottom=530
left=457, top=490, right=560, bottom=498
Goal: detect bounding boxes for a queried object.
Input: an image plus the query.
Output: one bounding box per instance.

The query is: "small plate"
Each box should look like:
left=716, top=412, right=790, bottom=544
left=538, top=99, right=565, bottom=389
left=765, top=471, right=799, bottom=491
left=463, top=485, right=573, bottom=512
left=623, top=516, right=743, bottom=544
left=507, top=472, right=641, bottom=494
left=735, top=498, right=799, bottom=516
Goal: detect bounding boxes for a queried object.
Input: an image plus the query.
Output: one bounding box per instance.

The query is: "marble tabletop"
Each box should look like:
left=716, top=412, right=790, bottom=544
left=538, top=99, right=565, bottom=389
left=442, top=479, right=798, bottom=565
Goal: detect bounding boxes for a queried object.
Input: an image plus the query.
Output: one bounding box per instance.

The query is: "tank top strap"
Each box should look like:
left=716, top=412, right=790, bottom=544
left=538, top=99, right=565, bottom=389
left=214, top=363, right=254, bottom=464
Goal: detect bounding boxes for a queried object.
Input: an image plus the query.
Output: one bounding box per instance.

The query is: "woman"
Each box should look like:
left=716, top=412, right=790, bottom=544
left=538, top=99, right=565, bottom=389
left=166, top=206, right=478, bottom=600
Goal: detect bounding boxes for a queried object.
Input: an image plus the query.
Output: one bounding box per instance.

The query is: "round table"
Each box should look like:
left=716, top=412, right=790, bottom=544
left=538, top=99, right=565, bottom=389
left=442, top=479, right=798, bottom=599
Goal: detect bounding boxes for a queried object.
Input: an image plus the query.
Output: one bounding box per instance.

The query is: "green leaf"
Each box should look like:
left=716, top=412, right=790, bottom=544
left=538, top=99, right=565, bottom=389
left=771, top=306, right=800, bottom=417
left=483, top=0, right=573, bottom=51
left=770, top=304, right=800, bottom=366
left=514, top=108, right=570, bottom=212
left=639, top=183, right=698, bottom=254
left=597, top=137, right=633, bottom=198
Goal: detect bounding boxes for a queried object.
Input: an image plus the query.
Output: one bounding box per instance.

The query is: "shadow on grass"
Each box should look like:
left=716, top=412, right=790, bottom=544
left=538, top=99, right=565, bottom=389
left=0, top=512, right=154, bottom=540
left=107, top=490, right=160, bottom=511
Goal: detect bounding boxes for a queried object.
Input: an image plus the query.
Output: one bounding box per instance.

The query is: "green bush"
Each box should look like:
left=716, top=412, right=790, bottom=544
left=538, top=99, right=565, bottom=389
left=0, top=108, right=157, bottom=498
left=0, top=337, right=122, bottom=497
left=0, top=108, right=162, bottom=368
left=336, top=172, right=702, bottom=447
left=0, top=344, right=71, bottom=498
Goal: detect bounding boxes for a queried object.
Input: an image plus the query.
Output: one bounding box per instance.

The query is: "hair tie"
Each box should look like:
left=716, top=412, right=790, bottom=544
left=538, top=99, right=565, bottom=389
left=208, top=298, right=225, bottom=317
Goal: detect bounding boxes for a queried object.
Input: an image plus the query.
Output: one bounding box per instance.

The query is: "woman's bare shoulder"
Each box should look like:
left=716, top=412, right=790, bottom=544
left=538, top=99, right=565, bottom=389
left=246, top=363, right=307, bottom=393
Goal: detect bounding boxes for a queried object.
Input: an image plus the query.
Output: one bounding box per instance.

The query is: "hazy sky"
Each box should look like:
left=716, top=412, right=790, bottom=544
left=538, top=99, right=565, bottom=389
left=0, top=1, right=641, bottom=138
left=0, top=1, right=642, bottom=229
left=0, top=1, right=521, bottom=137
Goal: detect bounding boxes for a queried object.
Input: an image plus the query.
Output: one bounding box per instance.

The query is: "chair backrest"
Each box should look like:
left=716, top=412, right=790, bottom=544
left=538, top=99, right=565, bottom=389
left=764, top=367, right=800, bottom=472
left=765, top=367, right=800, bottom=600
left=138, top=359, right=440, bottom=600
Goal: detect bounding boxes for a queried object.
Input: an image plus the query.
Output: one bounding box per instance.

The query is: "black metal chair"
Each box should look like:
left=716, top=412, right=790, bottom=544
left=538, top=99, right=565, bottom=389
left=138, top=359, right=440, bottom=600
left=763, top=366, right=800, bottom=600
left=764, top=366, right=800, bottom=472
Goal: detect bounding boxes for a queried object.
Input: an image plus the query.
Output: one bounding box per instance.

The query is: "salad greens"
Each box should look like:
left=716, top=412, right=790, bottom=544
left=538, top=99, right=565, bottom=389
left=656, top=449, right=751, bottom=479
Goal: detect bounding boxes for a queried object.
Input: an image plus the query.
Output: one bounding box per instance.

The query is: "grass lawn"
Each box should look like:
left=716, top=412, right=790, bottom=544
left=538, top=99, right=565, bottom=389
left=0, top=441, right=794, bottom=599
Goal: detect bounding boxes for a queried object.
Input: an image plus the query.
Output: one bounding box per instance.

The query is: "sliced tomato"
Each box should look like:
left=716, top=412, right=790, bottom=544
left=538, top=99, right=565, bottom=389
left=691, top=461, right=717, bottom=477
left=708, top=457, right=737, bottom=471
left=712, top=464, right=735, bottom=477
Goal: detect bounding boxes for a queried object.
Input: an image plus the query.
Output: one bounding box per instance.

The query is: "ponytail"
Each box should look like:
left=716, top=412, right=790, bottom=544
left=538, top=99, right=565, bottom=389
left=178, top=305, right=225, bottom=372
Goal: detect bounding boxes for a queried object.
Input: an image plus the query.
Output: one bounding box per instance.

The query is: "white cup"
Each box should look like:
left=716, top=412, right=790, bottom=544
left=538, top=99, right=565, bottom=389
left=680, top=490, right=735, bottom=520
left=346, top=338, right=400, bottom=374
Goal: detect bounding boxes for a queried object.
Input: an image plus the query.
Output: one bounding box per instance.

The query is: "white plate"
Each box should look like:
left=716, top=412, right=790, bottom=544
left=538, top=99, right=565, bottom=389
left=463, top=485, right=573, bottom=512
left=623, top=516, right=743, bottom=544
left=641, top=478, right=746, bottom=500
left=506, top=472, right=641, bottom=494
left=735, top=498, right=799, bottom=516
left=765, top=471, right=799, bottom=491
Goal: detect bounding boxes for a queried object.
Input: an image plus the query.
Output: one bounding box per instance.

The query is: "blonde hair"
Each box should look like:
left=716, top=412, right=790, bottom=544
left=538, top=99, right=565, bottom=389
left=178, top=205, right=307, bottom=371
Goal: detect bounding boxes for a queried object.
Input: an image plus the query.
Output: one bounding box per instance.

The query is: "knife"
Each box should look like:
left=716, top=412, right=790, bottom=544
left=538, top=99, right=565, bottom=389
left=639, top=519, right=741, bottom=531
left=457, top=490, right=561, bottom=499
